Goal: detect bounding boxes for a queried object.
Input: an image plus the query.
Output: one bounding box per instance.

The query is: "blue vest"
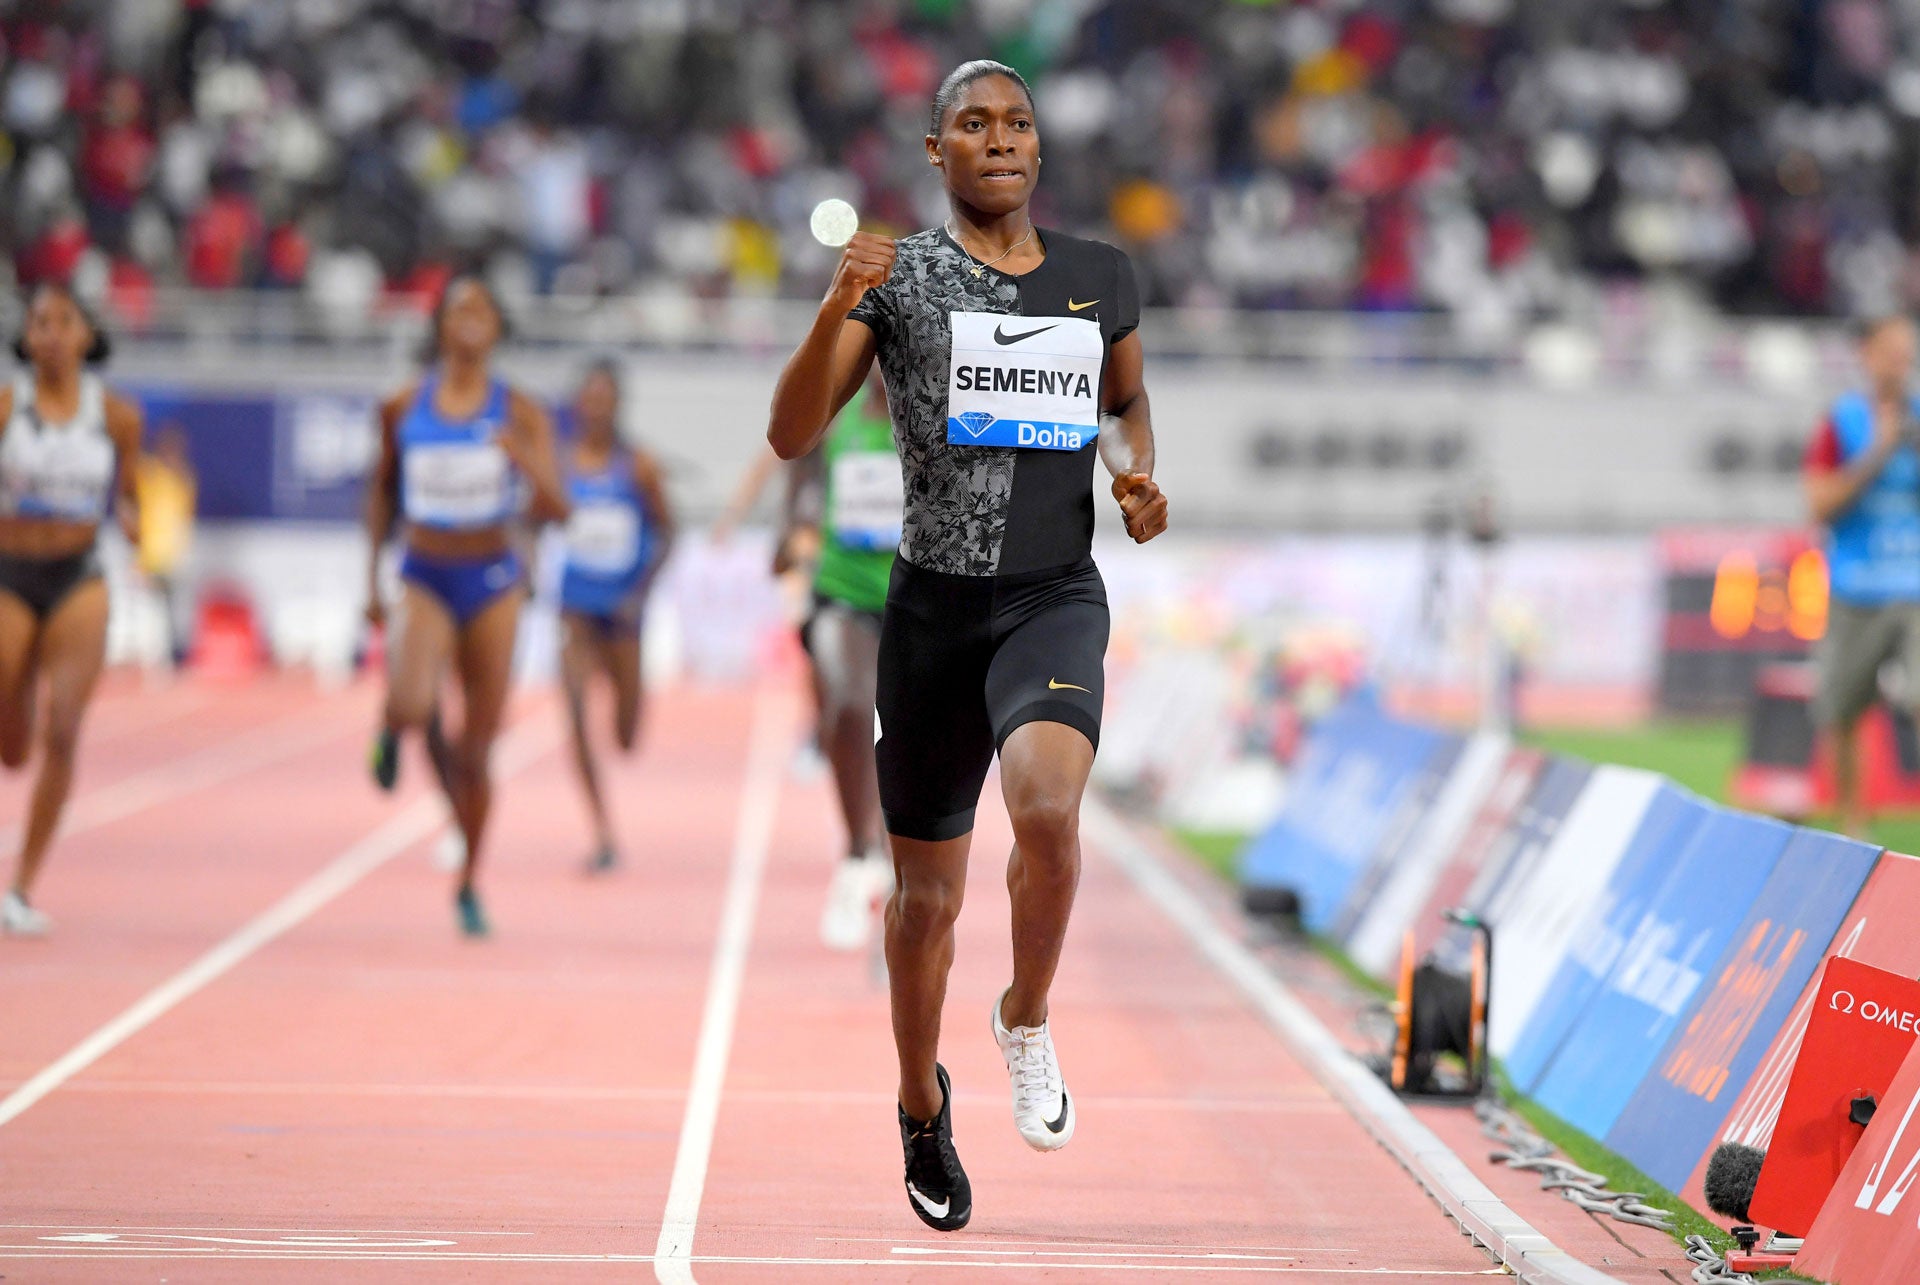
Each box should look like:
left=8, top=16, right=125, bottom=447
left=562, top=450, right=652, bottom=588
left=398, top=378, right=517, bottom=531
left=1826, top=390, right=1920, bottom=604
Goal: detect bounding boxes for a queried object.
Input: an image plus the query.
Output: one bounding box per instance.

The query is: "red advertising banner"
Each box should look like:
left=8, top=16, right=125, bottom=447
left=1683, top=853, right=1920, bottom=1217
left=1798, top=1033, right=1920, bottom=1284
left=1747, top=957, right=1920, bottom=1237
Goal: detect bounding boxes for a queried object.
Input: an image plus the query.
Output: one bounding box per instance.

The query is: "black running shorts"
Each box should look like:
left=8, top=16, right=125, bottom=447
left=876, top=556, right=1108, bottom=843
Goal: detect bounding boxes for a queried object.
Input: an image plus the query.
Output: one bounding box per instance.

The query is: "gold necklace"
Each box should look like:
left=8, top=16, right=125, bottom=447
left=946, top=219, right=1034, bottom=278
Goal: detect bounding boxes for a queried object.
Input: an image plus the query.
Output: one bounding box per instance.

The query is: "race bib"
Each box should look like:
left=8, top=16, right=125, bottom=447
left=832, top=450, right=904, bottom=551
left=946, top=311, right=1102, bottom=451
left=403, top=441, right=510, bottom=527
left=566, top=500, right=642, bottom=575
left=9, top=431, right=115, bottom=519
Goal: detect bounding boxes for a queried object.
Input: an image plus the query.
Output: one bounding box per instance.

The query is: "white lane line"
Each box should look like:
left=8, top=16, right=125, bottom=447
left=826, top=1236, right=1348, bottom=1253
left=70, top=686, right=213, bottom=748
left=889, top=1246, right=1300, bottom=1261
left=0, top=1248, right=1505, bottom=1273
left=1081, top=800, right=1622, bottom=1285
left=0, top=702, right=352, bottom=856
left=0, top=715, right=560, bottom=1129
left=15, top=1079, right=1332, bottom=1112
left=0, top=1224, right=531, bottom=1236
left=652, top=687, right=787, bottom=1285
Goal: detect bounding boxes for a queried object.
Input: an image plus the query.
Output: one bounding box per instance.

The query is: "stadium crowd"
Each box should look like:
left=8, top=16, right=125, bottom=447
left=4, top=0, right=1920, bottom=331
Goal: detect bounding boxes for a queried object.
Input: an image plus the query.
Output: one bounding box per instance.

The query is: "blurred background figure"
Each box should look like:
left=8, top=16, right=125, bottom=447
left=556, top=359, right=674, bottom=875
left=0, top=283, right=143, bottom=937
left=780, top=369, right=897, bottom=951
left=363, top=276, right=569, bottom=938
left=1802, top=316, right=1920, bottom=837
left=134, top=420, right=196, bottom=668
left=8, top=0, right=1920, bottom=873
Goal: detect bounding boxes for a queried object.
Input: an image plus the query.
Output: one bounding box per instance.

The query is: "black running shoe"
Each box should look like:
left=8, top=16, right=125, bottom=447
left=455, top=885, right=489, bottom=938
left=585, top=844, right=618, bottom=875
left=899, top=1063, right=970, bottom=1231
left=370, top=728, right=400, bottom=792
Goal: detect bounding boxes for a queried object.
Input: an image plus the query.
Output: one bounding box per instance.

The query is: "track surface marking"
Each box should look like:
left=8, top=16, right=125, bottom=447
left=0, top=677, right=1509, bottom=1282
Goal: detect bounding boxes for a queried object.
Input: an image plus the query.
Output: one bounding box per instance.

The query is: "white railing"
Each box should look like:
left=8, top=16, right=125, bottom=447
left=4, top=286, right=1864, bottom=386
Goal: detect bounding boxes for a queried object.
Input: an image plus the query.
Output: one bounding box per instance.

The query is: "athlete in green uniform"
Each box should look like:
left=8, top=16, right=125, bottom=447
left=781, top=370, right=899, bottom=949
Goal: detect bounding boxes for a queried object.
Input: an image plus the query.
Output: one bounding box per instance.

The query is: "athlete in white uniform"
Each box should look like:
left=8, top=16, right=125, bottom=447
left=0, top=282, right=143, bottom=936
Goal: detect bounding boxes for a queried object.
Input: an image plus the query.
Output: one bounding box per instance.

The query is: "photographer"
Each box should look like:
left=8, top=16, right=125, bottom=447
left=1805, top=315, right=1920, bottom=835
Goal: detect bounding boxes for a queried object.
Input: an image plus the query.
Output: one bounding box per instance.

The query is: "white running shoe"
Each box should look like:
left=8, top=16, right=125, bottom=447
left=2, top=890, right=49, bottom=937
left=432, top=824, right=465, bottom=872
left=991, top=987, right=1075, bottom=1151
left=820, top=858, right=876, bottom=951
left=862, top=846, right=895, bottom=899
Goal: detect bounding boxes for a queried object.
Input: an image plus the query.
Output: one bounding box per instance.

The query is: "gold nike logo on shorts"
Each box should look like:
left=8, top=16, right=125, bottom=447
left=1067, top=298, right=1099, bottom=312
left=1048, top=678, right=1091, bottom=693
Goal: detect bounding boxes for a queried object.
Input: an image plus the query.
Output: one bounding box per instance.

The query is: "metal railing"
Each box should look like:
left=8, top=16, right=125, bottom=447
left=4, top=286, right=1865, bottom=385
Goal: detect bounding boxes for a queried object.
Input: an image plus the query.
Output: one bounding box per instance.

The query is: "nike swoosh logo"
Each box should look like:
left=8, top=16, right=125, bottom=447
left=1045, top=1090, right=1071, bottom=1133
left=1067, top=298, right=1099, bottom=312
left=1048, top=678, right=1091, bottom=693
left=994, top=322, right=1057, bottom=345
left=907, top=1184, right=950, bottom=1218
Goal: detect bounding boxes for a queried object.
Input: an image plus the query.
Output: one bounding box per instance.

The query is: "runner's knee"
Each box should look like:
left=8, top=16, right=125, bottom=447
left=892, top=869, right=964, bottom=936
left=1006, top=789, right=1080, bottom=858
left=385, top=691, right=436, bottom=732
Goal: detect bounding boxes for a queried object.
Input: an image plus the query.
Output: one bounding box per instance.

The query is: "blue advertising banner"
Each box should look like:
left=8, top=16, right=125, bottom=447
left=1602, top=828, right=1881, bottom=1189
left=270, top=391, right=381, bottom=522
left=1238, top=693, right=1450, bottom=933
left=122, top=384, right=577, bottom=523
left=1503, top=785, right=1714, bottom=1093
left=130, top=386, right=281, bottom=521
left=1529, top=809, right=1796, bottom=1140
left=1326, top=732, right=1467, bottom=943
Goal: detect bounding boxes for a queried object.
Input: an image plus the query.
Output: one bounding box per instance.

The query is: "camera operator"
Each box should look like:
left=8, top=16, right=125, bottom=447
left=1804, top=314, right=1920, bottom=835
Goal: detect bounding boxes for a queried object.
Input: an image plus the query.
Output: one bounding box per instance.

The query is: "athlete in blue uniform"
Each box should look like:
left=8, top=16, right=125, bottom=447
left=0, top=283, right=142, bottom=937
left=363, top=276, right=569, bottom=936
left=557, top=360, right=673, bottom=872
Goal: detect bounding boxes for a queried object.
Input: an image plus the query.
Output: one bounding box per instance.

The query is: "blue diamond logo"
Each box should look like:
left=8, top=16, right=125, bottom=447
left=957, top=411, right=996, bottom=438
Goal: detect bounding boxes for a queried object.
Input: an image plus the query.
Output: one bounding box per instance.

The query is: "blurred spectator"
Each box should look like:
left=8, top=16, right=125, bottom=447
left=7, top=0, right=1920, bottom=326
left=135, top=421, right=199, bottom=667
left=1802, top=316, right=1920, bottom=836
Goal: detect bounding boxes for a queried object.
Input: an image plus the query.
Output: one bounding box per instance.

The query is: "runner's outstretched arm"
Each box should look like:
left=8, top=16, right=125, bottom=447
left=362, top=390, right=410, bottom=626
left=504, top=389, right=571, bottom=524
left=1096, top=331, right=1168, bottom=543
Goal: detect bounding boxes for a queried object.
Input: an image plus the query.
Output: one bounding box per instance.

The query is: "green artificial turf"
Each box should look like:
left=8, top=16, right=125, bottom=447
left=1498, top=1078, right=1733, bottom=1254
left=1522, top=719, right=1920, bottom=855
left=1166, top=714, right=1920, bottom=1273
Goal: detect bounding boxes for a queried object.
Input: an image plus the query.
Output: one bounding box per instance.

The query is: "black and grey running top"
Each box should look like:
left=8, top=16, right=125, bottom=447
left=846, top=227, right=1139, bottom=577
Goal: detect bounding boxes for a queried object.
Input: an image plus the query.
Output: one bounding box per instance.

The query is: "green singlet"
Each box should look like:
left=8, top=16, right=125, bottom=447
left=813, top=398, right=900, bottom=616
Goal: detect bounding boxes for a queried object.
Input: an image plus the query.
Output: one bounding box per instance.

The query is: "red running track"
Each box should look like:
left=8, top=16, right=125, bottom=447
left=0, top=675, right=1507, bottom=1281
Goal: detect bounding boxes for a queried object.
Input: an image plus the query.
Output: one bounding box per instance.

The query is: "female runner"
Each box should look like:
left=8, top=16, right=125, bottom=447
left=556, top=359, right=674, bottom=872
left=0, top=283, right=142, bottom=937
left=766, top=61, right=1169, bottom=1229
left=364, top=276, right=569, bottom=936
